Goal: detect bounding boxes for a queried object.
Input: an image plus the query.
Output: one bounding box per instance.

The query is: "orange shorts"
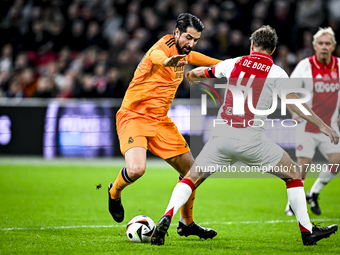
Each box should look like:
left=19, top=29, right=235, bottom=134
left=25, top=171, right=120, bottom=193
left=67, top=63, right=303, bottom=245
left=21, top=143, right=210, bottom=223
left=116, top=108, right=190, bottom=159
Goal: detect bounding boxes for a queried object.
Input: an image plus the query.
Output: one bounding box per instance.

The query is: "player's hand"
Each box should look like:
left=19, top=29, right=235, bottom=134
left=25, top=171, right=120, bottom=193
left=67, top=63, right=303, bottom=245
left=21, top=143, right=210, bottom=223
left=319, top=124, right=339, bottom=144
left=292, top=112, right=303, bottom=123
left=164, top=55, right=188, bottom=67
left=185, top=71, right=193, bottom=84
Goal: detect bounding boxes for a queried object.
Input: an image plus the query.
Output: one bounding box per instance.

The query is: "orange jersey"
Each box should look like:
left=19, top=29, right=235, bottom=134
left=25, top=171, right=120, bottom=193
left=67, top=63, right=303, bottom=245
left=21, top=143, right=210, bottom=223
left=120, top=34, right=221, bottom=119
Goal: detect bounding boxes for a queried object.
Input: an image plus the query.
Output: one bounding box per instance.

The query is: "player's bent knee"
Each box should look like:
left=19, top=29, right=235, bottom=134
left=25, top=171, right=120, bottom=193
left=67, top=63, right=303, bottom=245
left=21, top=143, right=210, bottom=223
left=126, top=165, right=146, bottom=180
left=289, top=171, right=301, bottom=180
left=287, top=163, right=301, bottom=179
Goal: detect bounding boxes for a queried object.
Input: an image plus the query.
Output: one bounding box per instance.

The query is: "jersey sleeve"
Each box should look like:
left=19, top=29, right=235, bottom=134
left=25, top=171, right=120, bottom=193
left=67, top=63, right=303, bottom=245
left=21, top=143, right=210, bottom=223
left=290, top=58, right=309, bottom=89
left=271, top=66, right=291, bottom=99
left=188, top=51, right=221, bottom=67
left=205, top=57, right=241, bottom=79
left=149, top=42, right=172, bottom=66
left=149, top=49, right=168, bottom=66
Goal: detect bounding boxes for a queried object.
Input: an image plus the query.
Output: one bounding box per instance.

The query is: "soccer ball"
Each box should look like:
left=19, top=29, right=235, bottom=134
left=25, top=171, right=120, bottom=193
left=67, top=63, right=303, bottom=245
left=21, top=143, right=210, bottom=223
left=126, top=215, right=155, bottom=243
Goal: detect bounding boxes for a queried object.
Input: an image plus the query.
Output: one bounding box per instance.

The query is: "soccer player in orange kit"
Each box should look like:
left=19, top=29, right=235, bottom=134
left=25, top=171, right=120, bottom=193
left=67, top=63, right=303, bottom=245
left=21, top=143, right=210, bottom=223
left=108, top=13, right=221, bottom=239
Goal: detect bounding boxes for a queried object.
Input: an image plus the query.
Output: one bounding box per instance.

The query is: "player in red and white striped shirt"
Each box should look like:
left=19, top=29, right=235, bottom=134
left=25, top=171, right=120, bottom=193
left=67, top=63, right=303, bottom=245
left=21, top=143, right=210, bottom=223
left=285, top=27, right=340, bottom=216
left=151, top=25, right=339, bottom=246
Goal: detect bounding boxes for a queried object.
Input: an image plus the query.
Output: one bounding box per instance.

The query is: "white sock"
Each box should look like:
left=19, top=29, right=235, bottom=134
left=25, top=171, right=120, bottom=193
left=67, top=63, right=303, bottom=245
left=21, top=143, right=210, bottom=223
left=163, top=182, right=193, bottom=222
left=286, top=180, right=312, bottom=233
left=286, top=179, right=305, bottom=208
left=310, top=168, right=337, bottom=194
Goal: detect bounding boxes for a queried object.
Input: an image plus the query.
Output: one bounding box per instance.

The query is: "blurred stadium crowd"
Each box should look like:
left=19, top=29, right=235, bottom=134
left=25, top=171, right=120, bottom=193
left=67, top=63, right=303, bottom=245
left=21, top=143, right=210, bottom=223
left=0, top=0, right=340, bottom=99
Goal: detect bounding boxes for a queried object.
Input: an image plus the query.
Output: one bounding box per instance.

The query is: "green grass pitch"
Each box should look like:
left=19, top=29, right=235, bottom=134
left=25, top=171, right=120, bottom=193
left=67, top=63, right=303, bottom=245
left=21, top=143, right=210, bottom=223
left=0, top=157, right=339, bottom=254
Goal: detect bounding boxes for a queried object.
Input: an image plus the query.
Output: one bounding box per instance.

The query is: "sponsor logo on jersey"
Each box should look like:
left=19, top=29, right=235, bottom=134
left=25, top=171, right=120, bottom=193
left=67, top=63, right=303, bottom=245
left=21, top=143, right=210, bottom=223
left=314, top=82, right=340, bottom=93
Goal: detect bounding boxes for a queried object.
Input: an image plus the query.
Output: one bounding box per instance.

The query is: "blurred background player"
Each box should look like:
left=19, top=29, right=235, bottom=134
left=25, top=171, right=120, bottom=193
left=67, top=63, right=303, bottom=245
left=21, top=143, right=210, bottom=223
left=151, top=25, right=338, bottom=246
left=108, top=13, right=221, bottom=239
left=285, top=27, right=340, bottom=216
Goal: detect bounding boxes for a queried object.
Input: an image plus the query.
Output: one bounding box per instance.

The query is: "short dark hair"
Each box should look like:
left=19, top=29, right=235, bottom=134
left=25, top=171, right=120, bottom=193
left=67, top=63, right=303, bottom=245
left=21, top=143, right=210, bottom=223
left=174, top=13, right=204, bottom=34
left=249, top=25, right=278, bottom=53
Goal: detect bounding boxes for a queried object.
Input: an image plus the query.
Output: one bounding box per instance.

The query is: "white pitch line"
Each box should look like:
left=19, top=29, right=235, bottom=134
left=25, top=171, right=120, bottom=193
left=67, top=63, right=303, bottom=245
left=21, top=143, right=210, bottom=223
left=1, top=218, right=339, bottom=231
left=0, top=224, right=123, bottom=231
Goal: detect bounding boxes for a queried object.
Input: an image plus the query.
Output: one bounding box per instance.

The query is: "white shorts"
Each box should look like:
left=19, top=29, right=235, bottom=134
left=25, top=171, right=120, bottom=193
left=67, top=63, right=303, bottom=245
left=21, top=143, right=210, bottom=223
left=195, top=135, right=284, bottom=169
left=295, top=123, right=340, bottom=159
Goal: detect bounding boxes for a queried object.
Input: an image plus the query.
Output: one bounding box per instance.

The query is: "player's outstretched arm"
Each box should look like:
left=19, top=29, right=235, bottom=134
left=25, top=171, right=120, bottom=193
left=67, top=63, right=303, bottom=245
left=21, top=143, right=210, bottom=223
left=287, top=105, right=303, bottom=123
left=164, top=54, right=188, bottom=67
left=150, top=50, right=187, bottom=67
left=286, top=93, right=339, bottom=144
left=185, top=67, right=208, bottom=82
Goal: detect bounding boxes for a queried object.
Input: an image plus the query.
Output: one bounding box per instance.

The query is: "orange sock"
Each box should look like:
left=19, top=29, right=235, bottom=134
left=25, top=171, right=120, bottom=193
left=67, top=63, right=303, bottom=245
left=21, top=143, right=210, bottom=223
left=110, top=167, right=134, bottom=199
left=180, top=190, right=196, bottom=225
left=178, top=177, right=195, bottom=225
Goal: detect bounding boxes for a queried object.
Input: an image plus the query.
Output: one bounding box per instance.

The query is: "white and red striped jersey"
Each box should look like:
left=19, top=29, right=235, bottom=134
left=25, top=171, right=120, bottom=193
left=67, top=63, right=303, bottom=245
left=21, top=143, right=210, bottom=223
left=290, top=55, right=340, bottom=133
left=206, top=52, right=289, bottom=139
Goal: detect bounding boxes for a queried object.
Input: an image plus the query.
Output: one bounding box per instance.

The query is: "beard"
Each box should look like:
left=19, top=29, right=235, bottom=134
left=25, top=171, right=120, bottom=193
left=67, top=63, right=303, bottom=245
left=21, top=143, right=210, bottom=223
left=176, top=41, right=192, bottom=55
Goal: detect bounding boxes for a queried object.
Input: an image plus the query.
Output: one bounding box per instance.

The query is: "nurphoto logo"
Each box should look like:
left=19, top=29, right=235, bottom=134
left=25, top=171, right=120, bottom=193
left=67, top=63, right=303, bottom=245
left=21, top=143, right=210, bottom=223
left=200, top=83, right=311, bottom=116
left=198, top=80, right=312, bottom=128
